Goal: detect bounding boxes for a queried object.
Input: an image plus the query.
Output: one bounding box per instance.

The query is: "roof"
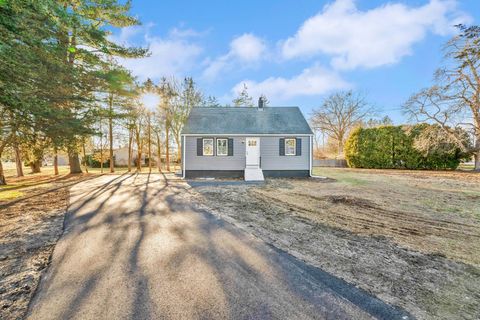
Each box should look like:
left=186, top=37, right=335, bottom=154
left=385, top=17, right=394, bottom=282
left=182, top=106, right=313, bottom=135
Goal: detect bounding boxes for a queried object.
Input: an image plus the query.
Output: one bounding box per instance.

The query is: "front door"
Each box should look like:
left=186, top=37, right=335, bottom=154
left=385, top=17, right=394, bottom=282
left=245, top=137, right=260, bottom=168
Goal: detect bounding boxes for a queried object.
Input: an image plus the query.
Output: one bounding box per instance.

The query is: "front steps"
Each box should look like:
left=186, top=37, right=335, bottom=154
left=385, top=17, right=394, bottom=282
left=244, top=167, right=264, bottom=181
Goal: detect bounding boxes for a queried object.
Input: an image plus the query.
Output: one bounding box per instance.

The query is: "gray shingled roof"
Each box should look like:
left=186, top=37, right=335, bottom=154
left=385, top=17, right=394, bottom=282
left=182, top=107, right=313, bottom=135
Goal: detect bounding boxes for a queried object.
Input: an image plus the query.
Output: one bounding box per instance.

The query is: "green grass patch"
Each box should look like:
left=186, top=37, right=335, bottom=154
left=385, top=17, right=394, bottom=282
left=458, top=163, right=475, bottom=170
left=312, top=167, right=369, bottom=186
left=0, top=190, right=24, bottom=201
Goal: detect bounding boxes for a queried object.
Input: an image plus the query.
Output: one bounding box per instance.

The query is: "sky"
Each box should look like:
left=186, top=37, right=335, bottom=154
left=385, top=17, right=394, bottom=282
left=111, top=0, right=480, bottom=123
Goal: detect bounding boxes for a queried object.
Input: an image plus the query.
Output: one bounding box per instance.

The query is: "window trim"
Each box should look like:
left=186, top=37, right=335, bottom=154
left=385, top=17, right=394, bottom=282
left=216, top=138, right=228, bottom=156
left=202, top=138, right=214, bottom=156
left=285, top=138, right=296, bottom=156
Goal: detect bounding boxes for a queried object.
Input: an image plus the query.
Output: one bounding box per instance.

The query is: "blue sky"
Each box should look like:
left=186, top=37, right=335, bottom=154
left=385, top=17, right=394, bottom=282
left=112, top=0, right=479, bottom=123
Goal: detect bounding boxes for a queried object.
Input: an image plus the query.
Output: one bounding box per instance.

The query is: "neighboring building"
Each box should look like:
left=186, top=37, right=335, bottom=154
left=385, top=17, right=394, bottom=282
left=56, top=153, right=69, bottom=166
left=181, top=99, right=313, bottom=181
left=54, top=153, right=83, bottom=166
left=113, top=147, right=147, bottom=166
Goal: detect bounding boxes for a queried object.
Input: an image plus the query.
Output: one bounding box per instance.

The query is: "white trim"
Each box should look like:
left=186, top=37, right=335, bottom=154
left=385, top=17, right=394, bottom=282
left=202, top=138, right=214, bottom=156
left=216, top=138, right=228, bottom=156
left=182, top=133, right=313, bottom=137
left=245, top=137, right=261, bottom=168
left=182, top=135, right=186, bottom=179
left=284, top=138, right=296, bottom=156
left=309, top=135, right=313, bottom=177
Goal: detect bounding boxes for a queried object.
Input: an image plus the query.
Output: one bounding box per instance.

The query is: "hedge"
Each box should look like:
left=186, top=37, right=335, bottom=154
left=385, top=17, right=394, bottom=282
left=344, top=124, right=469, bottom=170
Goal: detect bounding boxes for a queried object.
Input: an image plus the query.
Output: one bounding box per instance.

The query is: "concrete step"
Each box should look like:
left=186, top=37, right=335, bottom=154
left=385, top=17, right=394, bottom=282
left=244, top=168, right=264, bottom=181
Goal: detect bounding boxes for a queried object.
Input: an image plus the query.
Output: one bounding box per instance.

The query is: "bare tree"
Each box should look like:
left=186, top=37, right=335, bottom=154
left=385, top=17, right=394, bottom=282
left=233, top=83, right=254, bottom=107
left=171, top=77, right=203, bottom=162
left=404, top=25, right=480, bottom=170
left=310, top=91, right=374, bottom=155
left=157, top=77, right=177, bottom=172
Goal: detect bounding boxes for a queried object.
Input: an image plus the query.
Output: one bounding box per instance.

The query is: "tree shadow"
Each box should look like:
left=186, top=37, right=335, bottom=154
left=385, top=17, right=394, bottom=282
left=28, top=173, right=413, bottom=320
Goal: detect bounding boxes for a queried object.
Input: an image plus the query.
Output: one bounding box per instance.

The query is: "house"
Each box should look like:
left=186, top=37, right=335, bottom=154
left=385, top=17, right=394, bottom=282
left=181, top=99, right=313, bottom=181
left=113, top=147, right=147, bottom=166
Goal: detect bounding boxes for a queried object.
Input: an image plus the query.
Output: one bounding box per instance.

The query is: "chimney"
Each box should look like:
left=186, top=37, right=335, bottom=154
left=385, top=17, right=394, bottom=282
left=258, top=97, right=264, bottom=109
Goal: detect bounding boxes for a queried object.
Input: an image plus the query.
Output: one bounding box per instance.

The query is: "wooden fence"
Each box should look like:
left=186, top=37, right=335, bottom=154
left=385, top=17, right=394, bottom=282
left=313, top=159, right=348, bottom=168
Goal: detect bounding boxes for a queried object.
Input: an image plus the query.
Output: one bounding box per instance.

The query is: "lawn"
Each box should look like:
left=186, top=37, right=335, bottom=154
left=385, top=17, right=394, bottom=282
left=0, top=166, right=92, bottom=319
left=0, top=165, right=179, bottom=201
left=192, top=167, right=480, bottom=320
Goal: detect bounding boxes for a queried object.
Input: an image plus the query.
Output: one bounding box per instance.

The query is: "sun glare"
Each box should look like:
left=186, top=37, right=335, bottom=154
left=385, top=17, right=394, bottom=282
left=141, top=93, right=160, bottom=112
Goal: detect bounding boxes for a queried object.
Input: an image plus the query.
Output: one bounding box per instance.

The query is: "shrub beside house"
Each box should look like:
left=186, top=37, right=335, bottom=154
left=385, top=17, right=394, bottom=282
left=344, top=124, right=471, bottom=170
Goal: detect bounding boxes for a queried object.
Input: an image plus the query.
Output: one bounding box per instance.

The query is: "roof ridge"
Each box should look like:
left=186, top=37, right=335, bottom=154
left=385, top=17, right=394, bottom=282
left=183, top=105, right=312, bottom=135
left=192, top=106, right=299, bottom=109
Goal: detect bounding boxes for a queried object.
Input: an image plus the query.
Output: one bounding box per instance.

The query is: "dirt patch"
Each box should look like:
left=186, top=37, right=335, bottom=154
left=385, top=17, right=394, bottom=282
left=188, top=170, right=480, bottom=320
left=0, top=174, right=89, bottom=320
left=322, top=195, right=376, bottom=207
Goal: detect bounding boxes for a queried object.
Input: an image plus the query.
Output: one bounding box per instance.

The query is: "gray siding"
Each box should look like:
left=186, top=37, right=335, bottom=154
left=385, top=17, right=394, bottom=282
left=185, top=136, right=246, bottom=170
left=184, top=136, right=310, bottom=171
left=260, top=136, right=309, bottom=170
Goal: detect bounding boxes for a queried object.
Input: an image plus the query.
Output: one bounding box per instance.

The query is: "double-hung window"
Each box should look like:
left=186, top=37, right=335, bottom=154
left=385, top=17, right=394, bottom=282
left=216, top=138, right=228, bottom=156
left=285, top=138, right=296, bottom=156
left=202, top=138, right=214, bottom=156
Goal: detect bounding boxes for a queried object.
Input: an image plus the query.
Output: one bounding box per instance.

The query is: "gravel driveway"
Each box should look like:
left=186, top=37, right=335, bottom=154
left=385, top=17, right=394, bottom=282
left=27, top=174, right=411, bottom=320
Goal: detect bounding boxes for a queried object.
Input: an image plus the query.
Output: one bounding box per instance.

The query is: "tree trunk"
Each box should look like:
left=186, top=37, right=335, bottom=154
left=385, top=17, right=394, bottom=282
left=14, top=143, right=23, bottom=177
left=156, top=132, right=162, bottom=172
left=53, top=149, right=59, bottom=175
left=474, top=151, right=480, bottom=171
left=337, top=133, right=345, bottom=157
left=30, top=160, right=41, bottom=173
left=0, top=133, right=12, bottom=185
left=82, top=140, right=89, bottom=173
left=0, top=159, right=6, bottom=185
left=474, top=133, right=480, bottom=171
left=68, top=150, right=82, bottom=174
left=109, top=94, right=114, bottom=173
left=175, top=134, right=182, bottom=166
left=337, top=140, right=343, bottom=157
left=148, top=116, right=152, bottom=173
left=165, top=122, right=170, bottom=172
left=137, top=149, right=142, bottom=172
left=127, top=128, right=133, bottom=172
left=135, top=126, right=142, bottom=172
left=100, top=119, right=104, bottom=173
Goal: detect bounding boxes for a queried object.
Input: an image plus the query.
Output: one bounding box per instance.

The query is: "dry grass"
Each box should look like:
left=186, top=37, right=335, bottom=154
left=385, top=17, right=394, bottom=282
left=192, top=168, right=480, bottom=319
left=296, top=168, right=480, bottom=265
left=0, top=164, right=180, bottom=201
left=0, top=167, right=95, bottom=320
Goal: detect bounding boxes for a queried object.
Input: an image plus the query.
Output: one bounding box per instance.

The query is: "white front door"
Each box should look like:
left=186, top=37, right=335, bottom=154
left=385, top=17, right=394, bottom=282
left=245, top=137, right=260, bottom=168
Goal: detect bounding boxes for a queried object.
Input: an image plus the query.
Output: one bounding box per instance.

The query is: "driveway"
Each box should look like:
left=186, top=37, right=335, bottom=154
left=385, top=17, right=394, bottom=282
left=27, top=174, right=411, bottom=320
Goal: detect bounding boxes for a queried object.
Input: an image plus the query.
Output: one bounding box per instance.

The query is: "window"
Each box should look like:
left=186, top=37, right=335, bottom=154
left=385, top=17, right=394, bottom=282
left=203, top=138, right=214, bottom=156
left=217, top=138, right=228, bottom=156
left=285, top=138, right=296, bottom=156
left=248, top=140, right=257, bottom=147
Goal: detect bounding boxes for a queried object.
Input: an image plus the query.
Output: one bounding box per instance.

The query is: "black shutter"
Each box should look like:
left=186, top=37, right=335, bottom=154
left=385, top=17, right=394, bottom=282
left=279, top=138, right=285, bottom=156
left=197, top=138, right=203, bottom=156
left=296, top=138, right=302, bottom=156
left=228, top=138, right=234, bottom=156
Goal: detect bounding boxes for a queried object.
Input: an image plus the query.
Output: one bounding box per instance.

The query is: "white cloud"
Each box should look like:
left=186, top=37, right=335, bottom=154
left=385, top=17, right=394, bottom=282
left=232, top=64, right=349, bottom=101
left=169, top=27, right=209, bottom=39
left=109, top=25, right=144, bottom=45
left=203, top=33, right=266, bottom=80
left=230, top=33, right=266, bottom=61
left=112, top=25, right=203, bottom=80
left=282, top=0, right=472, bottom=70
